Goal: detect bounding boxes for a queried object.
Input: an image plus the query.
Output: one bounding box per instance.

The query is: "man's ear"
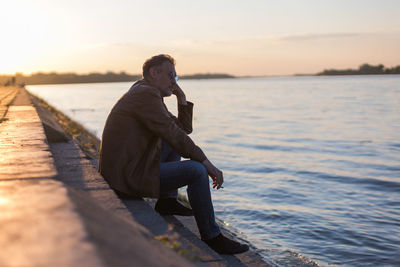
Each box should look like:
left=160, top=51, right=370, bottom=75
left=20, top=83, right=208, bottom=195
left=149, top=66, right=157, bottom=79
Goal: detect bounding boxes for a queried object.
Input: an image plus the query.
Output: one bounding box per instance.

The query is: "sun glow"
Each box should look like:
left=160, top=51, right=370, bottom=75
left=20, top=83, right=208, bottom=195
left=0, top=195, right=9, bottom=206
left=0, top=1, right=49, bottom=74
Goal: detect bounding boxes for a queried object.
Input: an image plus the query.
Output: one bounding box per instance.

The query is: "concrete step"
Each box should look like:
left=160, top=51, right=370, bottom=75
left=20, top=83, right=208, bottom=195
left=145, top=199, right=270, bottom=267
left=173, top=216, right=270, bottom=267
left=49, top=138, right=194, bottom=267
left=121, top=197, right=227, bottom=266
left=0, top=87, right=102, bottom=267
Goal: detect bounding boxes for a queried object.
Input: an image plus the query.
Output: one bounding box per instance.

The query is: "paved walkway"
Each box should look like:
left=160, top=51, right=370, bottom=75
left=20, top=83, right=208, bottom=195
left=0, top=86, right=18, bottom=120
left=0, top=87, right=102, bottom=266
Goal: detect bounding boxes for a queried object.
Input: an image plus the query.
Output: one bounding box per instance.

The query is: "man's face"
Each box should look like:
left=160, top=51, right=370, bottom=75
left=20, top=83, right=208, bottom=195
left=151, top=61, right=177, bottom=97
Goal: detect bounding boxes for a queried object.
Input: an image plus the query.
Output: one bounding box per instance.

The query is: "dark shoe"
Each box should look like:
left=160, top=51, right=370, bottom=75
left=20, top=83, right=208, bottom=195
left=155, top=198, right=194, bottom=216
left=204, top=234, right=249, bottom=254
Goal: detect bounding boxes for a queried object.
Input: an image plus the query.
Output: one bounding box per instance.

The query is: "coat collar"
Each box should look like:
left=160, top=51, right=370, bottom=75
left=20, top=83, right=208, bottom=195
left=131, top=79, right=162, bottom=97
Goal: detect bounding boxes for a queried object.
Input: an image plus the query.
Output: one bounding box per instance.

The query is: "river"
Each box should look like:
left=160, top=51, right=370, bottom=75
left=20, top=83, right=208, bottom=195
left=27, top=75, right=400, bottom=266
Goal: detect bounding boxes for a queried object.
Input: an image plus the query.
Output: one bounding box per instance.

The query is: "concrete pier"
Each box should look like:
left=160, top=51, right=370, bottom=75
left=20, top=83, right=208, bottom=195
left=0, top=87, right=101, bottom=266
left=0, top=86, right=271, bottom=267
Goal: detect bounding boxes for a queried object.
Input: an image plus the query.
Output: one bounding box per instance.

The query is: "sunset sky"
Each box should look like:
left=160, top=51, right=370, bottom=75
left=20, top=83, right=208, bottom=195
left=1, top=0, right=399, bottom=76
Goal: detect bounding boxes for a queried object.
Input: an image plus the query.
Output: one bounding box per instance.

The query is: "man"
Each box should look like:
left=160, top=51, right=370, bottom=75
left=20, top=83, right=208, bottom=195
left=99, top=54, right=248, bottom=254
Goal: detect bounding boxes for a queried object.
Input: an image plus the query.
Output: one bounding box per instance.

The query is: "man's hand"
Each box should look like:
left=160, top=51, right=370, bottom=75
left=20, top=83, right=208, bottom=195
left=202, top=159, right=224, bottom=189
left=170, top=83, right=187, bottom=105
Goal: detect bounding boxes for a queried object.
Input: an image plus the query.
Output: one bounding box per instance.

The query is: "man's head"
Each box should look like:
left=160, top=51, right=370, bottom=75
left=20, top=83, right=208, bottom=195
left=142, top=54, right=177, bottom=97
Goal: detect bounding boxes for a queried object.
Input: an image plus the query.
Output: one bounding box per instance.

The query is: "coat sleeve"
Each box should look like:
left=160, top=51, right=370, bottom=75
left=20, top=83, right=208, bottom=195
left=165, top=102, right=194, bottom=134
left=126, top=90, right=206, bottom=162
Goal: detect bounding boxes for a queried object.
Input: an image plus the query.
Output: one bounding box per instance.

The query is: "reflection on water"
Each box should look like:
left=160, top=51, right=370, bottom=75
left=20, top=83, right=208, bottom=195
left=28, top=75, right=400, bottom=266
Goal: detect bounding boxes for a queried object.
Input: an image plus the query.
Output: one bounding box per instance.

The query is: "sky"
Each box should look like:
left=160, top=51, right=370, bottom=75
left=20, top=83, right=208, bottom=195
left=1, top=0, right=399, bottom=76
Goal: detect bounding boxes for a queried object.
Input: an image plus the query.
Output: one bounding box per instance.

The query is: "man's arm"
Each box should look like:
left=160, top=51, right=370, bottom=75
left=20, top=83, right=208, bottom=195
left=130, top=86, right=224, bottom=190
left=169, top=83, right=193, bottom=134
left=128, top=89, right=206, bottom=163
left=171, top=83, right=187, bottom=105
left=172, top=83, right=224, bottom=189
left=202, top=159, right=224, bottom=189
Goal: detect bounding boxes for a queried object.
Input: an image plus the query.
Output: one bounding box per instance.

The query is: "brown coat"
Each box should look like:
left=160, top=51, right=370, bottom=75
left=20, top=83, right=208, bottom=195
left=99, top=80, right=207, bottom=198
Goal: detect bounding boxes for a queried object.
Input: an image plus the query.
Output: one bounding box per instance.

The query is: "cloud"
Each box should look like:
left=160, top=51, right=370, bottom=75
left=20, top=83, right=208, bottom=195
left=280, top=32, right=362, bottom=41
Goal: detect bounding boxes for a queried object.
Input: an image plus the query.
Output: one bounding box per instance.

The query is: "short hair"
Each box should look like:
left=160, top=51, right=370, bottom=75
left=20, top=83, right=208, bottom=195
left=142, top=54, right=175, bottom=78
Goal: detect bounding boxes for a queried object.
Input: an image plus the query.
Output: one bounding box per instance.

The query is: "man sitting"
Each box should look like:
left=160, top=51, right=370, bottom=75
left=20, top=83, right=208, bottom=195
left=99, top=54, right=248, bottom=254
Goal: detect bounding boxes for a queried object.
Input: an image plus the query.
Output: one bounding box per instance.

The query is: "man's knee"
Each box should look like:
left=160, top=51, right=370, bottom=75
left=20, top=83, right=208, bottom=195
left=192, top=161, right=208, bottom=181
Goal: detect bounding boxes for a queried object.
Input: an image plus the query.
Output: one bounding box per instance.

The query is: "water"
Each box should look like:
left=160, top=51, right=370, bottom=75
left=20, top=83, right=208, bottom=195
left=28, top=75, right=400, bottom=266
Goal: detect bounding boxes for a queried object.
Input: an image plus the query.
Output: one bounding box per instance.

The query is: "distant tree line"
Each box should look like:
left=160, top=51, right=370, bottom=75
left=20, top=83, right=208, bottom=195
left=0, top=72, right=141, bottom=86
left=0, top=71, right=235, bottom=86
left=317, top=63, right=400, bottom=76
left=181, top=73, right=234, bottom=79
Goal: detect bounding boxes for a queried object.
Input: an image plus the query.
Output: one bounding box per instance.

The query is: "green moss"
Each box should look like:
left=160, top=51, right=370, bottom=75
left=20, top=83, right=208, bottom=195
left=155, top=234, right=199, bottom=262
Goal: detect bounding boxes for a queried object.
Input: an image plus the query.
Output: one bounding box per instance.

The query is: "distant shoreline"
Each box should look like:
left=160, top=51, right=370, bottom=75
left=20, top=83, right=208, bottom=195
left=1, top=63, right=400, bottom=86
left=316, top=63, right=400, bottom=76
left=0, top=72, right=235, bottom=86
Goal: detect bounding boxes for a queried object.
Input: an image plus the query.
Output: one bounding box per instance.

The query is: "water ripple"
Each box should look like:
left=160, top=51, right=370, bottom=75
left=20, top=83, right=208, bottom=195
left=233, top=141, right=381, bottom=158
left=294, top=170, right=400, bottom=192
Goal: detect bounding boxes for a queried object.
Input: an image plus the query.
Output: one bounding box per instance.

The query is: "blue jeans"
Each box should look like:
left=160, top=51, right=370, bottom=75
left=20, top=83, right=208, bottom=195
left=159, top=141, right=221, bottom=240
